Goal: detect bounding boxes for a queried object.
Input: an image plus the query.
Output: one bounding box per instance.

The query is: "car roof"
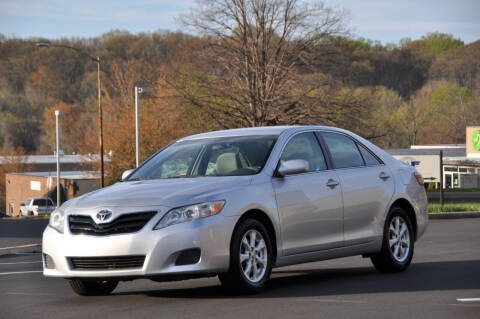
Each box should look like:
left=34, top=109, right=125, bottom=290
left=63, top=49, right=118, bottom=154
left=178, top=125, right=344, bottom=141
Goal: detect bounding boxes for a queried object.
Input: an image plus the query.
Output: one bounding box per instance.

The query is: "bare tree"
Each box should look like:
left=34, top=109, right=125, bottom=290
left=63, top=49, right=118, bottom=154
left=179, top=0, right=348, bottom=127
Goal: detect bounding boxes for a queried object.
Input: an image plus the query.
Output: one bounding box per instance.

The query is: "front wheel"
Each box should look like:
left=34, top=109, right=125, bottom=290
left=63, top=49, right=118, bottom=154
left=219, top=218, right=273, bottom=294
left=370, top=207, right=414, bottom=273
left=68, top=279, right=118, bottom=296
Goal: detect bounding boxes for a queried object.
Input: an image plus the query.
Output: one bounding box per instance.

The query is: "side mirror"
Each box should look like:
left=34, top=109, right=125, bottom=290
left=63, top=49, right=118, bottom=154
left=121, top=169, right=135, bottom=181
left=277, top=159, right=309, bottom=177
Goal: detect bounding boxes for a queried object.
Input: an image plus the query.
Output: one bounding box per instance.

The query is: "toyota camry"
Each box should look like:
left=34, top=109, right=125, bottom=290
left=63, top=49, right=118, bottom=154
left=43, top=126, right=428, bottom=295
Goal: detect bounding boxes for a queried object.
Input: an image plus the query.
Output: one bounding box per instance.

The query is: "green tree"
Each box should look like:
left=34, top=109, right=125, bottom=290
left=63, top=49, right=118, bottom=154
left=418, top=32, right=464, bottom=54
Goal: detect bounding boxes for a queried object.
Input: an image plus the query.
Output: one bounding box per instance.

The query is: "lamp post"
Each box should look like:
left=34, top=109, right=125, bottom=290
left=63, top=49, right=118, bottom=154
left=36, top=42, right=105, bottom=188
left=134, top=86, right=153, bottom=167
left=55, top=110, right=64, bottom=207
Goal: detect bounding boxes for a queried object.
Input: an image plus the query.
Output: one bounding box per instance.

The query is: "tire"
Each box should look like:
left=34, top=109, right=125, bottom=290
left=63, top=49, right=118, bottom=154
left=68, top=279, right=118, bottom=296
left=219, top=218, right=273, bottom=294
left=370, top=207, right=414, bottom=273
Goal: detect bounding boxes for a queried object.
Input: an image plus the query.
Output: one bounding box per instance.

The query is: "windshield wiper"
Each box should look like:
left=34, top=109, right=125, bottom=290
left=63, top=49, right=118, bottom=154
left=123, top=177, right=144, bottom=182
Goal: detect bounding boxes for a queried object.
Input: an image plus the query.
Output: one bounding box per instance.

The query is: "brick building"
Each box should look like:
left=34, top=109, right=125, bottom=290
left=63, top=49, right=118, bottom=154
left=5, top=171, right=99, bottom=216
left=1, top=154, right=109, bottom=215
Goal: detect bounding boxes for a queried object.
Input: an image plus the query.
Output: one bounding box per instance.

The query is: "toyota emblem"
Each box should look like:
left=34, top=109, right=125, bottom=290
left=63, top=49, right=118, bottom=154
left=96, top=209, right=113, bottom=222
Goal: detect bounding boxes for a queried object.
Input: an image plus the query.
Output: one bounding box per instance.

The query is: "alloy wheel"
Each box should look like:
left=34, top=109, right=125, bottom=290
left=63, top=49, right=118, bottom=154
left=239, top=229, right=267, bottom=283
left=389, top=216, right=410, bottom=263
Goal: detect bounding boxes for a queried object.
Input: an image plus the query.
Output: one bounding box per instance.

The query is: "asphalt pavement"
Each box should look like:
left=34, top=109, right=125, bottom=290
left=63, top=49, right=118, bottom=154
left=0, top=219, right=479, bottom=319
left=0, top=219, right=48, bottom=247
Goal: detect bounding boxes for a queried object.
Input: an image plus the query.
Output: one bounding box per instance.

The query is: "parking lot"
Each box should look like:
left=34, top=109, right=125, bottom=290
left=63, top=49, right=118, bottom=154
left=0, top=219, right=479, bottom=319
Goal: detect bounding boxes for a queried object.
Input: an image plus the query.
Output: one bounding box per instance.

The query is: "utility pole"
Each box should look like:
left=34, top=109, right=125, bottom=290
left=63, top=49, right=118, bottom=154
left=439, top=150, right=444, bottom=206
left=134, top=86, right=153, bottom=167
left=97, top=58, right=104, bottom=187
left=55, top=110, right=64, bottom=207
left=36, top=43, right=105, bottom=187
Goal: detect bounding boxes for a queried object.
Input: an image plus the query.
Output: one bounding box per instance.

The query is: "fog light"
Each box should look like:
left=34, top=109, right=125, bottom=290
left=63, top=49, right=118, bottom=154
left=175, top=248, right=201, bottom=266
left=43, top=253, right=55, bottom=269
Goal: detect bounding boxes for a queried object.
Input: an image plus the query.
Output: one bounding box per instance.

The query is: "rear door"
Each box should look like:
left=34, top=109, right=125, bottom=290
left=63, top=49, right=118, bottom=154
left=47, top=199, right=55, bottom=213
left=39, top=199, right=47, bottom=215
left=272, top=132, right=343, bottom=255
left=320, top=132, right=394, bottom=246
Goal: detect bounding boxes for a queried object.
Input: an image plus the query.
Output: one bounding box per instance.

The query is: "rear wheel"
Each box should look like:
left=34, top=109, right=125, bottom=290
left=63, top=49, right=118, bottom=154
left=371, top=207, right=414, bottom=273
left=219, top=219, right=272, bottom=293
left=68, top=279, right=118, bottom=296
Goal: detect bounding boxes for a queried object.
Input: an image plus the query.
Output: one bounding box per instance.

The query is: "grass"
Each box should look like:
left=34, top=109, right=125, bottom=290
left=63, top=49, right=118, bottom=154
left=25, top=214, right=50, bottom=219
left=1, top=214, right=50, bottom=220
left=429, top=203, right=480, bottom=213
left=427, top=188, right=480, bottom=193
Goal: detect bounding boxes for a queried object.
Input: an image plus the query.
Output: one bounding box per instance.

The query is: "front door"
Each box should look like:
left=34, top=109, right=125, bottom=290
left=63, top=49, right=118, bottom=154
left=272, top=132, right=344, bottom=255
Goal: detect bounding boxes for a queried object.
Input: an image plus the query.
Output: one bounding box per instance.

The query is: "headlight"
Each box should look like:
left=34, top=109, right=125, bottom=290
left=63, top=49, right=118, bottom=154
left=49, top=207, right=65, bottom=233
left=154, top=201, right=225, bottom=230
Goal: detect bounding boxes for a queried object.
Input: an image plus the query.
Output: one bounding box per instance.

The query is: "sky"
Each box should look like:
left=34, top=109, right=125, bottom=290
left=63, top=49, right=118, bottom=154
left=0, top=0, right=479, bottom=44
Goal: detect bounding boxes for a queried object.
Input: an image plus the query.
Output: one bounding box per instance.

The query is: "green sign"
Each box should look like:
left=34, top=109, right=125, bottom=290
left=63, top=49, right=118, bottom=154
left=473, top=130, right=480, bottom=151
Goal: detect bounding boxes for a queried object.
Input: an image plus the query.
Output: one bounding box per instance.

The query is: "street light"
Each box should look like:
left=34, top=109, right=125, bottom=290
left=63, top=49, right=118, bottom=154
left=55, top=110, right=64, bottom=207
left=36, top=42, right=105, bottom=188
left=134, top=86, right=153, bottom=167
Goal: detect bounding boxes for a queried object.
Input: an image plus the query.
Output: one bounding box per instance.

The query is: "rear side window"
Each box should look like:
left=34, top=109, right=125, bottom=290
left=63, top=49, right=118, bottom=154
left=280, top=132, right=327, bottom=172
left=322, top=132, right=364, bottom=169
left=357, top=143, right=381, bottom=166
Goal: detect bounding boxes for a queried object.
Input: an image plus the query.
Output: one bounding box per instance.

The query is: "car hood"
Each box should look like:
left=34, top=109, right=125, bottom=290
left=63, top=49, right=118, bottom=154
left=70, top=176, right=253, bottom=209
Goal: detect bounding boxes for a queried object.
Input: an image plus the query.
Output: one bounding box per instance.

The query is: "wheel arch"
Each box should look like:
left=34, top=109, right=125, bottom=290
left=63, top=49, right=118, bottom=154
left=390, top=198, right=418, bottom=240
left=232, top=209, right=278, bottom=261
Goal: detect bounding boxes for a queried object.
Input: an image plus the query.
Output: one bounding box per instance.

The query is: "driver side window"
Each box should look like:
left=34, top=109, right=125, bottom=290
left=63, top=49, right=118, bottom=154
left=280, top=132, right=327, bottom=172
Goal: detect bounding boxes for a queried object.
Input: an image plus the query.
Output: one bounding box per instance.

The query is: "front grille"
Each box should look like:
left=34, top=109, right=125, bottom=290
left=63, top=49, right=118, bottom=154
left=69, top=211, right=156, bottom=236
left=69, top=255, right=146, bottom=270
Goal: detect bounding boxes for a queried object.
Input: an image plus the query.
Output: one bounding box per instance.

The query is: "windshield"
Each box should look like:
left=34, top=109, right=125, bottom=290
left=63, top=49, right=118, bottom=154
left=127, top=135, right=278, bottom=180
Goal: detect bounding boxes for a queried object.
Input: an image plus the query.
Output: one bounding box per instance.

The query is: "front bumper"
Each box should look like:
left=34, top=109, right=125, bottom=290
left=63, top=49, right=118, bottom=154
left=42, top=211, right=235, bottom=279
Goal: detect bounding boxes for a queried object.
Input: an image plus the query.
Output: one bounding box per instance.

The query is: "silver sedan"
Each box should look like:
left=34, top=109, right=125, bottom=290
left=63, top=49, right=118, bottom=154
left=42, top=126, right=428, bottom=295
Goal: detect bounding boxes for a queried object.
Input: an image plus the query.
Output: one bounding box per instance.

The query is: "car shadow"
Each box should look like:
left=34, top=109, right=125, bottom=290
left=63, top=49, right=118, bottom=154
left=112, top=259, right=480, bottom=299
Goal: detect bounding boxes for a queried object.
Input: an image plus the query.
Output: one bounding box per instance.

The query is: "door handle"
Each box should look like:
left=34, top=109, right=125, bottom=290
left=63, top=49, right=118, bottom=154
left=326, top=179, right=339, bottom=188
left=379, top=171, right=390, bottom=180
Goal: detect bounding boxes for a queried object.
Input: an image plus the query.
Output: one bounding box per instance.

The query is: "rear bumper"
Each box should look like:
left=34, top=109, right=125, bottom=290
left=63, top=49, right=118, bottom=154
left=413, top=189, right=429, bottom=240
left=42, top=213, right=236, bottom=279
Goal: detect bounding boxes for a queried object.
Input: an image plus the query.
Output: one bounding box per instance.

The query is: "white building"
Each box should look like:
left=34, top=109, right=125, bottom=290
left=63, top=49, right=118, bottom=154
left=387, top=127, right=480, bottom=189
